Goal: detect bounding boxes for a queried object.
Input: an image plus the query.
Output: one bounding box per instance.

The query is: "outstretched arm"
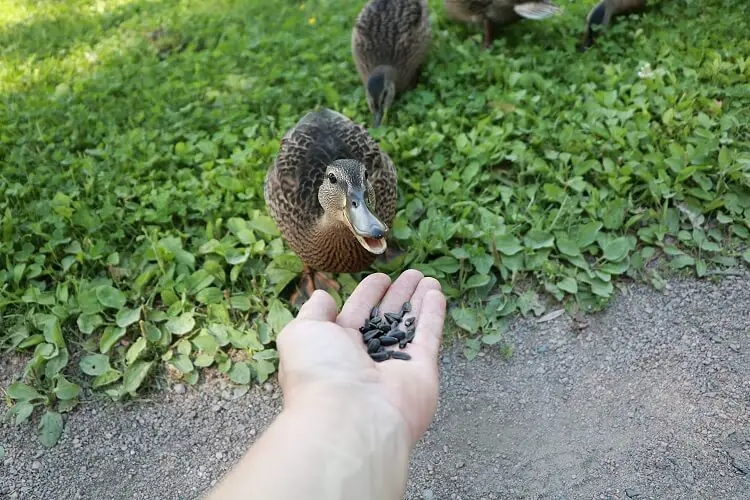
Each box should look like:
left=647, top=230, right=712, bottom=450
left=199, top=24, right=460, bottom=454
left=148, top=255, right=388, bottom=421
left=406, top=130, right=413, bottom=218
left=207, top=270, right=447, bottom=500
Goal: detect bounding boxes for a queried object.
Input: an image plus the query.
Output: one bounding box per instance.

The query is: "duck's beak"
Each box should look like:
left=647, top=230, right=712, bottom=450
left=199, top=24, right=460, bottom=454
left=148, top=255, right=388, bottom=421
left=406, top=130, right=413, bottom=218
left=345, top=190, right=388, bottom=254
left=373, top=110, right=383, bottom=128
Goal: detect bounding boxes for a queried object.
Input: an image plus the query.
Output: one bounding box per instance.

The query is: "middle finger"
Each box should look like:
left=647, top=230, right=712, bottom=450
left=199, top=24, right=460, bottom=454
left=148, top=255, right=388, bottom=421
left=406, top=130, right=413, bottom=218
left=377, top=269, right=424, bottom=313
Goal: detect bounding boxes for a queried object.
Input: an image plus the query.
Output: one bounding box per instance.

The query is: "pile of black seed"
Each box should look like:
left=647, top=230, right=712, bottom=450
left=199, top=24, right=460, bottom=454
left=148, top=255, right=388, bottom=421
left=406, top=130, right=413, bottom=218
left=359, top=302, right=415, bottom=362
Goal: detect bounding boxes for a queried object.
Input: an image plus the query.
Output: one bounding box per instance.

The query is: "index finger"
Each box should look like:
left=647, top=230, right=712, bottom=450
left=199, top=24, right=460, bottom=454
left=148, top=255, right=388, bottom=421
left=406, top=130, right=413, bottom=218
left=336, top=273, right=391, bottom=329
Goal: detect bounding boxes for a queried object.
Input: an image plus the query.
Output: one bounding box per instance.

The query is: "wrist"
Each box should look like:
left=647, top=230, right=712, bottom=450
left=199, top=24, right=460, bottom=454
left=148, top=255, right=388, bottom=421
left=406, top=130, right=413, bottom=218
left=284, top=381, right=410, bottom=441
left=279, top=384, right=412, bottom=499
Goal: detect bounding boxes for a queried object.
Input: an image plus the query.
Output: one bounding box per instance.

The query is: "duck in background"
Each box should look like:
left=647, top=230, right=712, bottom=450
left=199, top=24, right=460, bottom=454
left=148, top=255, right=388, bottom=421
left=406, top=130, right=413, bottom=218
left=444, top=0, right=563, bottom=49
left=352, top=0, right=432, bottom=127
left=579, top=0, right=648, bottom=51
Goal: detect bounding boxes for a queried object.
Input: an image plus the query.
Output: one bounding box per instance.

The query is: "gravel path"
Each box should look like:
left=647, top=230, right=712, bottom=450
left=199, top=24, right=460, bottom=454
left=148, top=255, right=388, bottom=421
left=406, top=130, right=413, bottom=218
left=1, top=275, right=749, bottom=499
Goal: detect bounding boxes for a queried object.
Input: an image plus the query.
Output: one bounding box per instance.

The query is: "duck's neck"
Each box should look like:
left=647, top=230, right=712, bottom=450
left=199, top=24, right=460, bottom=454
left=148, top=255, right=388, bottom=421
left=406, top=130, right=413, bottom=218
left=372, top=65, right=397, bottom=82
left=301, top=214, right=373, bottom=273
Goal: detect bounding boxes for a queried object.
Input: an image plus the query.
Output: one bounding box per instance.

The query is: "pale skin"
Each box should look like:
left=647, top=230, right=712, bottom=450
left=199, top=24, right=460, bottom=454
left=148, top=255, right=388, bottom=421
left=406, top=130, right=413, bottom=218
left=207, top=269, right=447, bottom=500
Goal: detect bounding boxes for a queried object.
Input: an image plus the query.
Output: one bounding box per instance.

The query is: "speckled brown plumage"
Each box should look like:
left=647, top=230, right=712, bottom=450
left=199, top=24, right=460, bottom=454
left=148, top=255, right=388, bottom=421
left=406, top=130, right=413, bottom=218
left=352, top=0, right=431, bottom=94
left=264, top=109, right=397, bottom=273
left=445, top=0, right=522, bottom=25
left=600, top=0, right=647, bottom=17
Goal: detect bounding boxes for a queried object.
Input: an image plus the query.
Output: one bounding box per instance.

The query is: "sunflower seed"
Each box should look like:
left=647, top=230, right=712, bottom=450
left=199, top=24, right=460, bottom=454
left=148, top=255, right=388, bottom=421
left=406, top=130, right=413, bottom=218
left=363, top=329, right=381, bottom=342
left=361, top=323, right=380, bottom=334
left=406, top=329, right=415, bottom=343
left=404, top=317, right=415, bottom=328
left=380, top=335, right=399, bottom=346
left=391, top=329, right=406, bottom=341
left=384, top=312, right=403, bottom=324
left=370, top=350, right=390, bottom=362
left=378, top=323, right=392, bottom=333
left=367, top=338, right=381, bottom=354
left=370, top=307, right=380, bottom=319
left=400, top=302, right=412, bottom=314
left=390, top=351, right=411, bottom=361
left=399, top=339, right=408, bottom=349
left=369, top=316, right=383, bottom=326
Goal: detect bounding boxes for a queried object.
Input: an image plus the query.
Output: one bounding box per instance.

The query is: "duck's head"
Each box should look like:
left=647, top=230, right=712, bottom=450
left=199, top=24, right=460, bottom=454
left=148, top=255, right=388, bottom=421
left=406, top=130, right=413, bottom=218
left=579, top=1, right=608, bottom=51
left=318, top=159, right=388, bottom=254
left=366, top=66, right=396, bottom=127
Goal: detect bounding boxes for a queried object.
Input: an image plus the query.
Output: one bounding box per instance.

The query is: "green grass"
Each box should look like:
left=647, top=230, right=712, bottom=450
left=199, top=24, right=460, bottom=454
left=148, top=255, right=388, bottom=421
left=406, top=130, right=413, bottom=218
left=2, top=0, right=749, bottom=446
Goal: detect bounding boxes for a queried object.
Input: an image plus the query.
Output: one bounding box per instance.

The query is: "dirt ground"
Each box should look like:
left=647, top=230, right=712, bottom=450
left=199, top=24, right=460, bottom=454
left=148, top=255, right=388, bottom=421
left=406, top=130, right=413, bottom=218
left=1, top=275, right=749, bottom=499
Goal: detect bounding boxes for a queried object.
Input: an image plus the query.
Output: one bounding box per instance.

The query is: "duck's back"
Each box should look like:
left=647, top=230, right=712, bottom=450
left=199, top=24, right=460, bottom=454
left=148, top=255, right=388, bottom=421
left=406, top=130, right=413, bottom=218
left=352, top=0, right=431, bottom=91
left=445, top=0, right=537, bottom=25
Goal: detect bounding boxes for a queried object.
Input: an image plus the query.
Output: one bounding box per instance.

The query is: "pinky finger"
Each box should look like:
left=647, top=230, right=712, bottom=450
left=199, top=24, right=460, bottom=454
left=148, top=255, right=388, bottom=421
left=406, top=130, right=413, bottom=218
left=413, top=289, right=446, bottom=360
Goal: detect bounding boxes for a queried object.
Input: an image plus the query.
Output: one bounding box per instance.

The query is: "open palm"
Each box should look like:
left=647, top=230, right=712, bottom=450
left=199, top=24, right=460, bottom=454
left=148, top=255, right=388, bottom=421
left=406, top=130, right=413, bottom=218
left=276, top=270, right=446, bottom=444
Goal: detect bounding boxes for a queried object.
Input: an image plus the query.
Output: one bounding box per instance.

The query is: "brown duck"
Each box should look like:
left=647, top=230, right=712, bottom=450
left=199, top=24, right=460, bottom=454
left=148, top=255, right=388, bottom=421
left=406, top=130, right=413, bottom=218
left=580, top=0, right=648, bottom=50
left=352, top=0, right=431, bottom=127
left=264, top=108, right=398, bottom=303
left=444, top=0, right=563, bottom=49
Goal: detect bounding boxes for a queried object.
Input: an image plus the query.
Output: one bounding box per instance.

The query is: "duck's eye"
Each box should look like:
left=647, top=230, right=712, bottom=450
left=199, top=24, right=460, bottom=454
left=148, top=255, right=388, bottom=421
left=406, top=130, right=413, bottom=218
left=328, top=173, right=337, bottom=184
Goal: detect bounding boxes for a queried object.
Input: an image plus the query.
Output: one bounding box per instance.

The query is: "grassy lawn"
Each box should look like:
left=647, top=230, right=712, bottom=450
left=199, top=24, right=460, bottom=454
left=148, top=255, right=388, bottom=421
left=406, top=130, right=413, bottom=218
left=1, top=0, right=749, bottom=446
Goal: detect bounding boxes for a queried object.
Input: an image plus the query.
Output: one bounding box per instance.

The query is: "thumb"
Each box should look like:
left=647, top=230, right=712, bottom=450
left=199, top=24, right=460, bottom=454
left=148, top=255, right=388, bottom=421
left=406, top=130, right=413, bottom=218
left=295, top=289, right=338, bottom=322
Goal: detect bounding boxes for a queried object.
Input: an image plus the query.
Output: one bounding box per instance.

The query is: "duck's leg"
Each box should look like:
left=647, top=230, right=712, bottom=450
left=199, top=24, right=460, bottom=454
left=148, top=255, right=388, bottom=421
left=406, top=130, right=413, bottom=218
left=482, top=19, right=495, bottom=50
left=290, top=266, right=341, bottom=307
left=312, top=271, right=340, bottom=294
left=290, top=266, right=315, bottom=307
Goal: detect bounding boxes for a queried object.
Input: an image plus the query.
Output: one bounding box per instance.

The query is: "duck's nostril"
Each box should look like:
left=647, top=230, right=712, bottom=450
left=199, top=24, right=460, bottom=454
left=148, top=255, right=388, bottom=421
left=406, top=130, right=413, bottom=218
left=371, top=228, right=384, bottom=239
left=352, top=200, right=359, bottom=208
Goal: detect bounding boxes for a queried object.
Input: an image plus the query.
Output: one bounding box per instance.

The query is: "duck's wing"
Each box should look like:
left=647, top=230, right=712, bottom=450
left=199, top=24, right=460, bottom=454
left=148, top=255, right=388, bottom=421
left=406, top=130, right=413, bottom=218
left=513, top=2, right=562, bottom=19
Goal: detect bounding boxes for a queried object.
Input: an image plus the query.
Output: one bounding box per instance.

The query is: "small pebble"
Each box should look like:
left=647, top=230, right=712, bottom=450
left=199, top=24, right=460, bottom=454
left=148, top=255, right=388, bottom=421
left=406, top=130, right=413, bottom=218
left=215, top=452, right=224, bottom=459
left=32, top=461, right=41, bottom=470
left=263, top=383, right=274, bottom=393
left=173, top=384, right=186, bottom=394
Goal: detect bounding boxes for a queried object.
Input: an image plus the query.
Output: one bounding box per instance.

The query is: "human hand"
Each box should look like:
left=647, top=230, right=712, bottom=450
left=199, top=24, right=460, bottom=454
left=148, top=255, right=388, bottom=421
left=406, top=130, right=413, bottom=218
left=276, top=269, right=446, bottom=444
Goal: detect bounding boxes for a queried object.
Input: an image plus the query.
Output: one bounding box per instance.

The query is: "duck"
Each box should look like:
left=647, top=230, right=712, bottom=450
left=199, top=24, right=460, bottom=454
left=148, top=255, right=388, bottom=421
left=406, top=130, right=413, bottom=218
left=352, top=0, right=431, bottom=127
left=579, top=0, right=647, bottom=51
left=264, top=108, right=398, bottom=304
left=444, top=0, right=563, bottom=49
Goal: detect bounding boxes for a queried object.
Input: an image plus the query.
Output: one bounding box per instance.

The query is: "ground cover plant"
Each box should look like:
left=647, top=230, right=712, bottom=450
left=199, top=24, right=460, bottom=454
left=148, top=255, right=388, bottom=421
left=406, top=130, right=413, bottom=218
left=1, top=0, right=749, bottom=446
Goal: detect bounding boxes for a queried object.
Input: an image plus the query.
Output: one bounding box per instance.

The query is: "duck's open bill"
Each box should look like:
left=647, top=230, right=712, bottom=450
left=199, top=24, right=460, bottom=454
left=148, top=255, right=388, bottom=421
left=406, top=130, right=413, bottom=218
left=345, top=190, right=388, bottom=254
